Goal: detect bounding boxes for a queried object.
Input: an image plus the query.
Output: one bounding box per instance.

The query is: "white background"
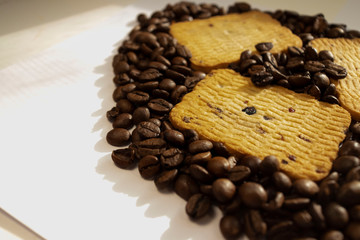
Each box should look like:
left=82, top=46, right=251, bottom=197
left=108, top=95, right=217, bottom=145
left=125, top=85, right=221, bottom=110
left=0, top=0, right=359, bottom=239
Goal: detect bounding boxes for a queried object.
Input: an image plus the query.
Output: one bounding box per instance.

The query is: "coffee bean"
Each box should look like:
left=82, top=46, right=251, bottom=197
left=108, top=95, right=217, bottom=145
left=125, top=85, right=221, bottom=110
left=333, top=155, right=360, bottom=173
left=138, top=155, right=161, bottom=179
left=239, top=182, right=267, bottom=208
left=212, top=142, right=230, bottom=158
left=137, top=121, right=161, bottom=138
left=188, top=140, right=213, bottom=154
left=171, top=56, right=187, bottom=66
left=293, top=179, right=319, bottom=197
left=350, top=205, right=360, bottom=221
left=283, top=197, right=311, bottom=210
left=192, top=71, right=206, bottom=80
left=347, top=166, right=360, bottom=181
left=131, top=128, right=142, bottom=143
left=186, top=193, right=211, bottom=219
left=148, top=61, right=168, bottom=71
left=190, top=151, right=212, bottom=165
left=106, top=107, right=120, bottom=122
left=212, top=178, right=236, bottom=203
left=337, top=180, right=360, bottom=206
left=288, top=74, right=311, bottom=88
left=304, top=60, right=325, bottom=72
left=132, top=107, right=151, bottom=125
left=244, top=210, right=267, bottom=238
left=111, top=148, right=134, bottom=169
left=170, top=85, right=187, bottom=103
left=339, top=141, right=360, bottom=157
left=160, top=148, right=184, bottom=168
left=112, top=113, right=133, bottom=129
left=154, top=169, right=178, bottom=190
left=136, top=81, right=159, bottom=92
left=138, top=68, right=163, bottom=82
left=260, top=155, right=280, bottom=175
left=309, top=202, right=326, bottom=229
left=324, top=202, right=349, bottom=229
left=152, top=89, right=169, bottom=99
left=248, top=64, right=266, bottom=76
left=183, top=129, right=199, bottom=143
left=189, top=164, right=213, bottom=183
left=323, top=83, right=338, bottom=97
left=267, top=220, right=294, bottom=238
left=174, top=174, right=199, bottom=200
left=293, top=210, right=314, bottom=229
left=345, top=222, right=360, bottom=240
left=319, top=50, right=334, bottom=61
left=323, top=61, right=347, bottom=80
left=135, top=138, right=166, bottom=158
left=227, top=165, right=251, bottom=183
left=321, top=230, right=344, bottom=240
left=114, top=61, right=130, bottom=74
left=116, top=99, right=134, bottom=113
left=273, top=171, right=292, bottom=192
left=251, top=53, right=263, bottom=64
left=255, top=42, right=274, bottom=52
left=240, top=58, right=257, bottom=73
left=304, top=46, right=318, bottom=61
left=127, top=90, right=150, bottom=105
left=176, top=44, right=192, bottom=58
left=288, top=46, right=304, bottom=57
left=185, top=76, right=202, bottom=89
left=240, top=155, right=261, bottom=174
left=147, top=98, right=173, bottom=114
left=263, top=52, right=278, bottom=67
left=165, top=69, right=186, bottom=83
left=113, top=73, right=131, bottom=86
left=262, top=191, right=284, bottom=211
left=164, top=129, right=185, bottom=146
left=159, top=78, right=176, bottom=92
left=251, top=71, right=274, bottom=86
left=106, top=128, right=131, bottom=146
left=220, top=215, right=241, bottom=239
left=314, top=72, right=330, bottom=89
left=171, top=65, right=192, bottom=76
left=207, top=156, right=230, bottom=177
left=161, top=120, right=173, bottom=132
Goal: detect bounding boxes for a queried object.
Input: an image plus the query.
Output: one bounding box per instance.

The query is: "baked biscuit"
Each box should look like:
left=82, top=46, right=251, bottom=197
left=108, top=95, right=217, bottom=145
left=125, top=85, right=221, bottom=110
left=170, top=11, right=302, bottom=72
left=169, top=69, right=351, bottom=180
left=310, top=38, right=360, bottom=121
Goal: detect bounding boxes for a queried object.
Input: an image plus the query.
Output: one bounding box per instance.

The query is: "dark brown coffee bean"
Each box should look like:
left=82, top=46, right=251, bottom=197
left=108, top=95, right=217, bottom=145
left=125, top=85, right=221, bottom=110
left=164, top=129, right=185, bottom=146
left=184, top=76, right=201, bottom=89
left=106, top=107, right=120, bottom=122
left=192, top=71, right=206, bottom=80
left=183, top=129, right=199, bottom=143
left=260, top=155, right=280, bottom=175
left=333, top=155, right=360, bottom=173
left=288, top=46, right=304, bottom=57
left=293, top=179, right=319, bottom=197
left=106, top=128, right=131, bottom=146
left=152, top=89, right=169, bottom=99
left=131, top=128, right=142, bottom=143
left=171, top=56, right=187, bottom=66
left=116, top=99, right=134, bottom=113
left=114, top=61, right=130, bottom=74
left=321, top=230, right=344, bottom=240
left=347, top=166, right=360, bottom=181
left=159, top=78, right=176, bottom=91
left=240, top=58, right=257, bottom=73
left=273, top=171, right=292, bottom=192
left=255, top=42, right=273, bottom=52
left=304, top=60, right=325, bottom=72
left=188, top=140, right=213, bottom=154
left=337, top=180, right=360, bottom=206
left=111, top=148, right=134, bottom=169
left=137, top=121, right=160, bottom=138
left=323, top=61, right=347, bottom=80
left=293, top=210, right=314, bottom=229
left=160, top=148, right=184, bottom=168
left=186, top=193, right=211, bottom=219
left=126, top=51, right=138, bottom=64
left=241, top=155, right=261, bottom=174
left=171, top=65, right=192, bottom=76
left=350, top=205, right=360, bottom=221
left=189, top=164, right=213, bottom=183
left=176, top=44, right=192, bottom=58
left=339, top=141, right=360, bottom=157
left=324, top=202, right=349, bottom=229
left=323, top=83, right=338, bottom=96
left=148, top=61, right=168, bottom=71
left=250, top=53, right=263, bottom=64
left=171, top=85, right=187, bottom=103
left=322, top=95, right=340, bottom=104
left=147, top=98, right=173, bottom=114
left=138, top=155, right=161, bottom=179
left=318, top=179, right=339, bottom=203
left=113, top=73, right=131, bottom=86
left=277, top=79, right=290, bottom=88
left=262, top=191, right=284, bottom=211
left=220, top=215, right=241, bottom=239
left=190, top=151, right=212, bottom=165
left=127, top=90, right=150, bottom=105
left=263, top=52, right=278, bottom=67
left=211, top=142, right=230, bottom=158
left=212, top=178, right=236, bottom=203
left=314, top=72, right=330, bottom=89
left=283, top=197, right=311, bottom=210
left=165, top=69, right=186, bottom=83
left=286, top=57, right=305, bottom=70
left=112, top=113, right=133, bottom=129
left=154, top=169, right=178, bottom=190
left=207, top=156, right=230, bottom=177
left=138, top=68, right=162, bottom=82
left=248, top=64, right=266, bottom=76
left=288, top=74, right=311, bottom=88
left=240, top=50, right=252, bottom=62
left=309, top=202, right=326, bottom=229
left=244, top=210, right=267, bottom=238
left=136, top=81, right=159, bottom=92
left=161, top=120, right=173, bottom=132
left=251, top=71, right=274, bottom=86
left=174, top=174, right=199, bottom=200
left=345, top=222, right=360, bottom=240
left=227, top=165, right=251, bottom=183
left=319, top=50, right=334, bottom=62
left=304, top=46, right=318, bottom=61
left=132, top=107, right=150, bottom=125
left=239, top=182, right=267, bottom=208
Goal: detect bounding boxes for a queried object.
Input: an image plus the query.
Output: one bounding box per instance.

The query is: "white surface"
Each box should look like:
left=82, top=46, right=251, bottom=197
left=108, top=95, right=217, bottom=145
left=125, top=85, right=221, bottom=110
left=0, top=0, right=359, bottom=239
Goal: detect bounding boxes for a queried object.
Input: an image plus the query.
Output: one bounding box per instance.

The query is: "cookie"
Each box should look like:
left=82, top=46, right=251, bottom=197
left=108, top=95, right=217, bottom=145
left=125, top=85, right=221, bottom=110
left=170, top=11, right=302, bottom=72
left=169, top=69, right=351, bottom=180
left=310, top=38, right=360, bottom=121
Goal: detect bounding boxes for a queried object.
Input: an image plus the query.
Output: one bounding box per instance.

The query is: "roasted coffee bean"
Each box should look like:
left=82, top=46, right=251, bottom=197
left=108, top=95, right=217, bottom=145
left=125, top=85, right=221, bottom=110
left=132, top=107, right=151, bottom=125
left=255, top=42, right=274, bottom=52
left=111, top=148, right=134, bottom=169
left=308, top=202, right=326, bottom=229
left=220, top=215, right=241, bottom=239
left=138, top=155, right=161, bottom=179
left=345, top=222, right=360, bottom=240
left=112, top=113, right=133, bottom=129
left=171, top=65, right=192, bottom=76
left=324, top=61, right=347, bottom=80
left=240, top=49, right=252, bottom=62
left=207, top=156, right=230, bottom=177
left=112, top=85, right=128, bottom=101
left=288, top=46, right=304, bottom=57
left=154, top=169, right=178, bottom=190
left=113, top=73, right=131, bottom=86
left=174, top=174, right=199, bottom=200
left=339, top=141, right=360, bottom=157
left=171, top=56, right=187, bottom=66
left=319, top=50, right=334, bottom=61
left=188, top=140, right=213, bottom=154
left=288, top=74, right=311, bottom=88
left=190, top=151, right=212, bottom=165
left=137, top=121, right=161, bottom=138
left=333, top=155, right=360, bottom=173
left=171, top=85, right=187, bottom=103
left=138, top=68, right=162, bottom=82
left=184, top=76, right=201, bottom=89
left=148, top=61, right=168, bottom=71
left=323, top=83, right=338, bottom=96
left=244, top=210, right=267, bottom=238
left=189, top=164, right=213, bottom=183
left=314, top=72, right=330, bottom=89
left=106, top=128, right=131, bottom=146
left=293, top=210, right=314, bottom=229
left=240, top=155, right=261, bottom=174
left=304, top=46, right=318, bottom=61
left=273, top=171, right=292, bottom=192
left=127, top=90, right=150, bottom=105
left=192, top=71, right=206, bottom=80
left=114, top=60, right=130, bottom=74
left=283, top=197, right=311, bottom=210
left=106, top=107, right=120, bottom=122
left=183, top=129, right=199, bottom=143
left=347, top=166, right=360, bottom=181
left=293, top=179, right=319, bottom=197
left=159, top=78, right=177, bottom=92
left=322, top=95, right=339, bottom=104
left=318, top=179, right=339, bottom=203
left=165, top=69, right=186, bottom=83
left=262, top=191, right=284, bottom=211
left=227, top=165, right=251, bottom=183
left=248, top=64, right=266, bottom=75
left=160, top=148, right=184, bottom=168
left=164, top=129, right=185, bottom=146
left=321, top=230, right=344, bottom=240
left=286, top=57, right=305, bottom=70
left=148, top=118, right=161, bottom=127
left=304, top=60, right=325, bottom=72
left=186, top=193, right=211, bottom=219
left=277, top=78, right=291, bottom=88
left=239, top=182, right=267, bottom=208
left=212, top=142, right=230, bottom=158
left=240, top=59, right=257, bottom=73
left=324, top=202, right=349, bottom=229
left=136, top=81, right=159, bottom=92
left=263, top=52, right=278, bottom=67
left=135, top=138, right=166, bottom=158
left=352, top=122, right=360, bottom=138
left=152, top=89, right=169, bottom=99
left=175, top=44, right=192, bottom=58
left=251, top=53, right=263, bottom=64
left=147, top=98, right=173, bottom=114
left=212, top=178, right=236, bottom=203
left=251, top=71, right=274, bottom=86
left=260, top=155, right=280, bottom=175
left=337, top=180, right=360, bottom=206
left=116, top=99, right=134, bottom=113
left=131, top=128, right=142, bottom=143
left=161, top=120, right=173, bottom=132
left=126, top=51, right=138, bottom=64
left=327, top=27, right=345, bottom=38
left=350, top=205, right=360, bottom=221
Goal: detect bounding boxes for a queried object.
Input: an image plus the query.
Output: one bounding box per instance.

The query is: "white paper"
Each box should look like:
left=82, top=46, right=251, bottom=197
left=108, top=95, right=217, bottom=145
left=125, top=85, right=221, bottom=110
left=0, top=0, right=359, bottom=239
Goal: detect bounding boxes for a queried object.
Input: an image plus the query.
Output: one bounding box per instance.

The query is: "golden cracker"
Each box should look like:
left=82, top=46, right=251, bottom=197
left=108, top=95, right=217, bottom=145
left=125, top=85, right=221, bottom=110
left=310, top=38, right=360, bottom=121
left=169, top=69, right=351, bottom=181
left=170, top=11, right=302, bottom=72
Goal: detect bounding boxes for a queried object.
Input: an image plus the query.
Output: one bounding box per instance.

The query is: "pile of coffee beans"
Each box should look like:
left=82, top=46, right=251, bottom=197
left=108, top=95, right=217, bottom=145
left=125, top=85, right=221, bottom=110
left=230, top=43, right=346, bottom=104
left=105, top=1, right=360, bottom=239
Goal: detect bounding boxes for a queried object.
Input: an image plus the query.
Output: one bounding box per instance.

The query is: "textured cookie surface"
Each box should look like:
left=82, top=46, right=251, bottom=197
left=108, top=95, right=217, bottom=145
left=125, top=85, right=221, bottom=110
left=169, top=69, right=351, bottom=180
left=310, top=38, right=360, bottom=121
left=170, top=11, right=302, bottom=72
